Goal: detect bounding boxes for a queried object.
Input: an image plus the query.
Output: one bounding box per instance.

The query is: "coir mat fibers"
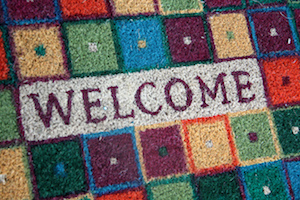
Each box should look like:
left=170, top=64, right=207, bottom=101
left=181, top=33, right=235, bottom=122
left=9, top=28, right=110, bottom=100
left=1, top=0, right=300, bottom=199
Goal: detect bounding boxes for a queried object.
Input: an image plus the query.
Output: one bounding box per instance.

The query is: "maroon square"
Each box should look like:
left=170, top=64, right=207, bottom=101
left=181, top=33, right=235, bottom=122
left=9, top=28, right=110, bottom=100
left=87, top=133, right=140, bottom=188
left=251, top=11, right=295, bottom=54
left=293, top=9, right=300, bottom=35
left=139, top=125, right=187, bottom=179
left=6, top=0, right=56, bottom=21
left=164, top=17, right=211, bottom=63
left=205, top=0, right=242, bottom=8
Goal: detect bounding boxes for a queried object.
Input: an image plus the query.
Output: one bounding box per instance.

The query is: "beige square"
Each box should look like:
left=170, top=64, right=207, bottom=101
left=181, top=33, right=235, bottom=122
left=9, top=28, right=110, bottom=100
left=12, top=25, right=66, bottom=79
left=209, top=13, right=254, bottom=59
left=138, top=40, right=147, bottom=49
left=113, top=0, right=155, bottom=15
left=186, top=120, right=233, bottom=169
left=0, top=147, right=32, bottom=200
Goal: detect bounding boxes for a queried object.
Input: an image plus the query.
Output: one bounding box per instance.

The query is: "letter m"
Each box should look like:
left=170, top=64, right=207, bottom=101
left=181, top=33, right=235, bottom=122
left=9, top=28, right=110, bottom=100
left=196, top=73, right=230, bottom=108
left=27, top=90, right=74, bottom=128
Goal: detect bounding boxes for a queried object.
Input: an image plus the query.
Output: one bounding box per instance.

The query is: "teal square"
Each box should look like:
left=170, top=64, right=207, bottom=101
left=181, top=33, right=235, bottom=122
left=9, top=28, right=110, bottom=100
left=230, top=112, right=277, bottom=161
left=160, top=0, right=202, bottom=12
left=64, top=20, right=119, bottom=77
left=0, top=89, right=19, bottom=142
left=196, top=171, right=243, bottom=200
left=147, top=175, right=197, bottom=200
left=272, top=107, right=300, bottom=156
left=239, top=162, right=290, bottom=200
left=249, top=0, right=284, bottom=5
left=31, top=139, right=87, bottom=198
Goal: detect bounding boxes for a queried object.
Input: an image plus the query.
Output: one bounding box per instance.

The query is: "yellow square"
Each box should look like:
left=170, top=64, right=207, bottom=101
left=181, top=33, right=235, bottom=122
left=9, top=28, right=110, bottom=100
left=0, top=147, right=32, bottom=200
left=186, top=120, right=233, bottom=170
left=209, top=13, right=254, bottom=59
left=12, top=25, right=67, bottom=80
left=112, top=0, right=155, bottom=15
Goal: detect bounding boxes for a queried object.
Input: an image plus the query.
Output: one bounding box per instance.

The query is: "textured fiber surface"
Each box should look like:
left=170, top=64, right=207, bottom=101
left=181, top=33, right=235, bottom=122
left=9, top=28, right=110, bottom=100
left=2, top=0, right=300, bottom=199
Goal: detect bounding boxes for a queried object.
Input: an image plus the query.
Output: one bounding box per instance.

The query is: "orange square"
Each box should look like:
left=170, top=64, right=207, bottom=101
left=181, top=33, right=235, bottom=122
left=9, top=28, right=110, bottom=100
left=60, top=0, right=109, bottom=18
left=97, top=188, right=145, bottom=200
left=0, top=30, right=9, bottom=81
left=182, top=115, right=238, bottom=175
left=262, top=56, right=300, bottom=106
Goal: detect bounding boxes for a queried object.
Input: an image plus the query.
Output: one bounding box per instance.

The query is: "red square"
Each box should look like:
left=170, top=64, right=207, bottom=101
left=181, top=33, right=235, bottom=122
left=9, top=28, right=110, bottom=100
left=262, top=56, right=300, bottom=106
left=0, top=30, right=9, bottom=81
left=60, top=0, right=109, bottom=19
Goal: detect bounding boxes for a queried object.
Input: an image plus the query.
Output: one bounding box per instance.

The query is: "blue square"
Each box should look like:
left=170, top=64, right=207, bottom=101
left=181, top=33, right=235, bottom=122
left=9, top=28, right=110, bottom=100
left=238, top=161, right=290, bottom=200
left=247, top=7, right=300, bottom=59
left=115, top=18, right=168, bottom=71
left=285, top=161, right=300, bottom=199
left=81, top=127, right=144, bottom=195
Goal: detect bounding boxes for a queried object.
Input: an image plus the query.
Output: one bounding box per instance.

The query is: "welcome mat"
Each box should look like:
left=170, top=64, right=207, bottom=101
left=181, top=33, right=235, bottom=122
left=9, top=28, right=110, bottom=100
left=1, top=0, right=300, bottom=199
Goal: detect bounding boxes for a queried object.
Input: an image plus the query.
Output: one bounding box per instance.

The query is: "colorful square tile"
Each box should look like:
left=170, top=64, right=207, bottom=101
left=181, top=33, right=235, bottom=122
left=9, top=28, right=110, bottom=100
left=135, top=122, right=187, bottom=181
left=111, top=0, right=155, bottom=16
left=97, top=188, right=146, bottom=200
left=0, top=27, right=11, bottom=82
left=5, top=0, right=58, bottom=22
left=158, top=0, right=203, bottom=15
left=164, top=16, right=212, bottom=64
left=249, top=0, right=285, bottom=5
left=146, top=175, right=197, bottom=200
left=209, top=12, right=254, bottom=60
left=261, top=56, right=300, bottom=106
left=0, top=89, right=19, bottom=142
left=182, top=115, right=238, bottom=175
left=248, top=7, right=299, bottom=58
left=0, top=146, right=32, bottom=199
left=115, top=18, right=168, bottom=71
left=272, top=106, right=300, bottom=156
left=285, top=160, right=300, bottom=199
left=229, top=109, right=280, bottom=165
left=239, top=161, right=290, bottom=200
left=205, top=0, right=245, bottom=11
left=30, top=138, right=87, bottom=199
left=59, top=0, right=109, bottom=19
left=195, top=170, right=243, bottom=200
left=11, top=24, right=68, bottom=80
left=82, top=127, right=143, bottom=195
left=63, top=20, right=119, bottom=77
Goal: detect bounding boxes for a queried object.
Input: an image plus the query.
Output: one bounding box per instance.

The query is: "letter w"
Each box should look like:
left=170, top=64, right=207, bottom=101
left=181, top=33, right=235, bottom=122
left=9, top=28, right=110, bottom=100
left=27, top=90, right=74, bottom=128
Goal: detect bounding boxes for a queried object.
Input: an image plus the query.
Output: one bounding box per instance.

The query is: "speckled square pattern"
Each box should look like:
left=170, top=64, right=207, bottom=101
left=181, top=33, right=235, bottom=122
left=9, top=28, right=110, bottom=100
left=1, top=0, right=300, bottom=199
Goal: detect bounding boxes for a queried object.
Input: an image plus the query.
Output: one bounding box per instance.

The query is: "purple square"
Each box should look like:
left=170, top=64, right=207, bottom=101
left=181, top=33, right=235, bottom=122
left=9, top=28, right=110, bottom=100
left=87, top=133, right=140, bottom=188
left=6, top=0, right=56, bottom=21
left=164, top=17, right=211, bottom=63
left=251, top=11, right=295, bottom=54
left=205, top=0, right=242, bottom=8
left=139, top=125, right=187, bottom=179
left=293, top=9, right=300, bottom=36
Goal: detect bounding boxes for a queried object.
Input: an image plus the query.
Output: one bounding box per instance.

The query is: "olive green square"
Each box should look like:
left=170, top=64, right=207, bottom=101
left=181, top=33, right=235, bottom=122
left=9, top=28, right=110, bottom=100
left=230, top=112, right=277, bottom=161
left=160, top=0, right=201, bottom=12
left=64, top=21, right=119, bottom=76
left=0, top=89, right=19, bottom=141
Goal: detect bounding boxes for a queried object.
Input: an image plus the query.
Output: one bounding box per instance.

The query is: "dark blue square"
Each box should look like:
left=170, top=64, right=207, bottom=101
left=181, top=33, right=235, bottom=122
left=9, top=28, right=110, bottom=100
left=115, top=18, right=168, bottom=71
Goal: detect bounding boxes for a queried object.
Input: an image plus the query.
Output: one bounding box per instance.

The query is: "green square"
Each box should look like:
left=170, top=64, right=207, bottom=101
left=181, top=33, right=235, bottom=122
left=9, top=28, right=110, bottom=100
left=249, top=0, right=284, bottom=5
left=196, top=171, right=243, bottom=200
left=230, top=112, right=277, bottom=161
left=147, top=175, right=196, bottom=200
left=0, top=89, right=19, bottom=141
left=273, top=107, right=300, bottom=156
left=64, top=20, right=119, bottom=76
left=160, top=0, right=201, bottom=12
left=240, top=162, right=290, bottom=200
left=31, top=139, right=87, bottom=198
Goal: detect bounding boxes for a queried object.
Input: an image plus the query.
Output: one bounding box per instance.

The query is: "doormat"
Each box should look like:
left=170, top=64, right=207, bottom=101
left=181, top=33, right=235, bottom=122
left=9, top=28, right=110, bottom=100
left=1, top=0, right=300, bottom=199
